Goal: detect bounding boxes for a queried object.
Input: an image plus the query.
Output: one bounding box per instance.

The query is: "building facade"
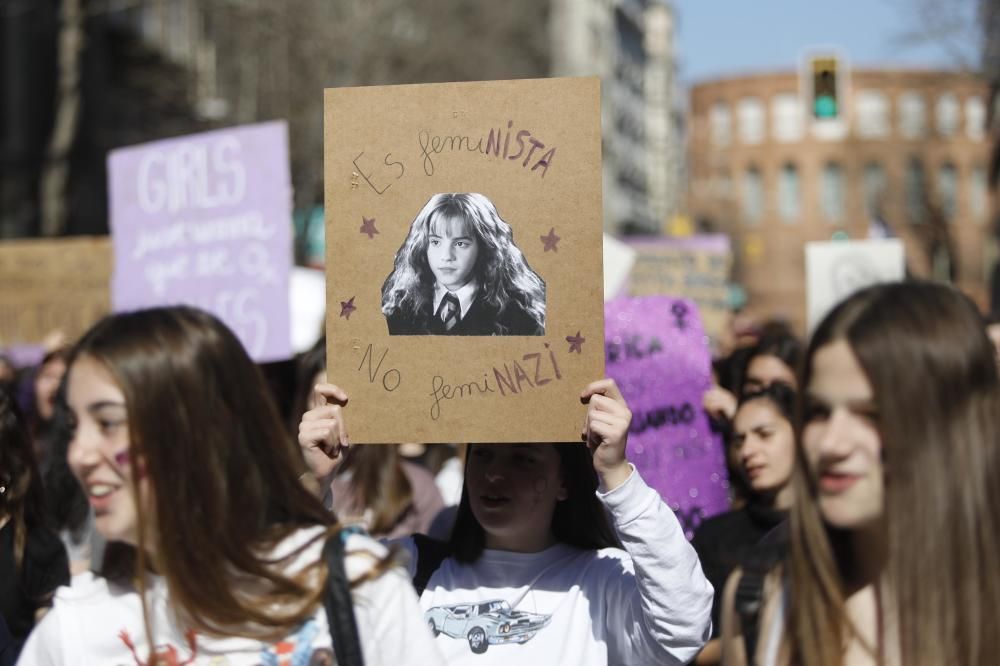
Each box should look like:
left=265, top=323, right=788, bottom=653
left=551, top=0, right=681, bottom=233
left=688, top=67, right=993, bottom=332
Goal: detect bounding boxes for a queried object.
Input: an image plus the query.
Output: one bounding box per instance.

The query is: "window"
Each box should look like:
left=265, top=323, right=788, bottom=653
left=966, top=96, right=985, bottom=140
left=821, top=162, right=845, bottom=223
left=778, top=163, right=800, bottom=222
left=856, top=91, right=890, bottom=138
left=971, top=166, right=988, bottom=221
left=742, top=166, right=764, bottom=224
left=738, top=97, right=765, bottom=144
left=905, top=158, right=928, bottom=224
left=710, top=102, right=731, bottom=146
left=936, top=93, right=960, bottom=137
left=899, top=92, right=927, bottom=139
left=862, top=162, right=887, bottom=216
left=937, top=163, right=958, bottom=220
left=771, top=93, right=803, bottom=142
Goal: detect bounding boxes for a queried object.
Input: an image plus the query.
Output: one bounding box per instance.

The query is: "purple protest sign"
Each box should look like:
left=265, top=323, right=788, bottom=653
left=605, top=295, right=730, bottom=538
left=108, top=121, right=292, bottom=362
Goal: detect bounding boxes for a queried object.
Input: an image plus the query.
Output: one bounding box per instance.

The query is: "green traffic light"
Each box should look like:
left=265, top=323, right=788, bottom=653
left=814, top=94, right=838, bottom=119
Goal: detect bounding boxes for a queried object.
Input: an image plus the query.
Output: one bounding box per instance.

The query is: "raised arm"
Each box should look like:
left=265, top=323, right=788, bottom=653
left=582, top=379, right=715, bottom=665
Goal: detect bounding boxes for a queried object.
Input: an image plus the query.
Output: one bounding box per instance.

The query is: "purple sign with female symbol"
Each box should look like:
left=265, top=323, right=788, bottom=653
left=605, top=295, right=730, bottom=538
left=107, top=121, right=292, bottom=362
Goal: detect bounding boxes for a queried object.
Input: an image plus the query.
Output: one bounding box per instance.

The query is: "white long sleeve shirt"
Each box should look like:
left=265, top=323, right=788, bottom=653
left=17, top=528, right=444, bottom=666
left=401, top=468, right=714, bottom=665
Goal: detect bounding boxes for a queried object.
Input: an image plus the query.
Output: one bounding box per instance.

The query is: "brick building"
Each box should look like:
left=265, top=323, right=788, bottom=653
left=687, top=67, right=992, bottom=332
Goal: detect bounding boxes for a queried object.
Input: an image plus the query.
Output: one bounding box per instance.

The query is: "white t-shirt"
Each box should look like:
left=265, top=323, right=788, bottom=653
left=17, top=528, right=444, bottom=665
left=401, top=469, right=714, bottom=665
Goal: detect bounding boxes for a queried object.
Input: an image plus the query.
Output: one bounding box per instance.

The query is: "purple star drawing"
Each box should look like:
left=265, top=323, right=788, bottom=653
left=360, top=216, right=379, bottom=239
left=566, top=331, right=585, bottom=354
left=340, top=296, right=357, bottom=320
left=540, top=227, right=560, bottom=252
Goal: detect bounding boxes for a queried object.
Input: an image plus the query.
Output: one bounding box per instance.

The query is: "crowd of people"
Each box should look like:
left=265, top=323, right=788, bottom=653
left=1, top=279, right=999, bottom=665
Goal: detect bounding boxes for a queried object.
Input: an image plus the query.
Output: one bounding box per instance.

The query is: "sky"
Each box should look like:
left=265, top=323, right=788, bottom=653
left=673, top=0, right=980, bottom=86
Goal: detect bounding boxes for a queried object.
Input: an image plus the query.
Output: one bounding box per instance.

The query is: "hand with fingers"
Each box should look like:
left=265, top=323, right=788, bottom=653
left=298, top=382, right=351, bottom=479
left=702, top=384, right=737, bottom=422
left=580, top=378, right=634, bottom=492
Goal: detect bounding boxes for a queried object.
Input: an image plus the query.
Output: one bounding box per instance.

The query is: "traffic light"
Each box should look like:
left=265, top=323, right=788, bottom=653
left=812, top=57, right=839, bottom=120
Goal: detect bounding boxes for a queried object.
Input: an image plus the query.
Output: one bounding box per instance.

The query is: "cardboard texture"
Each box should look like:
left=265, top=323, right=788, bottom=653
left=325, top=78, right=605, bottom=443
left=0, top=236, right=112, bottom=346
left=107, top=121, right=293, bottom=362
left=605, top=296, right=730, bottom=537
left=805, top=239, right=905, bottom=332
left=627, top=235, right=732, bottom=343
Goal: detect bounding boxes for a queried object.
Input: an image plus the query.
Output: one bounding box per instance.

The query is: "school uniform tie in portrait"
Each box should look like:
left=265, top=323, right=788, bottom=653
left=439, top=293, right=461, bottom=331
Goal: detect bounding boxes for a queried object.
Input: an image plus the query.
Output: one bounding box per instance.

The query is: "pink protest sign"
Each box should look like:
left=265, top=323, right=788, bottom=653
left=605, top=295, right=730, bottom=538
left=108, top=121, right=292, bottom=362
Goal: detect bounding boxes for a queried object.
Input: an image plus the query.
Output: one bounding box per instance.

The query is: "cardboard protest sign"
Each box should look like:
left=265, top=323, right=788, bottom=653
left=325, top=78, right=605, bottom=443
left=627, top=235, right=732, bottom=345
left=605, top=295, right=730, bottom=537
left=0, top=237, right=112, bottom=346
left=806, top=239, right=904, bottom=332
left=108, top=121, right=293, bottom=362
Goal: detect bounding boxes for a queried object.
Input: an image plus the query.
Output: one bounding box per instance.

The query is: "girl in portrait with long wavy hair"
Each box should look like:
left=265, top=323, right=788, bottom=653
left=381, top=193, right=545, bottom=336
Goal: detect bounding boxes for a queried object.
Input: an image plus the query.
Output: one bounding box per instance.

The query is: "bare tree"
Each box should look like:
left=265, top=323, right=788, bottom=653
left=39, top=0, right=85, bottom=237
left=889, top=0, right=981, bottom=71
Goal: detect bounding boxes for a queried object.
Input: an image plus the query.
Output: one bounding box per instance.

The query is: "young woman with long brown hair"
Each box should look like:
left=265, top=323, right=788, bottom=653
left=721, top=281, right=1000, bottom=665
left=17, top=306, right=443, bottom=665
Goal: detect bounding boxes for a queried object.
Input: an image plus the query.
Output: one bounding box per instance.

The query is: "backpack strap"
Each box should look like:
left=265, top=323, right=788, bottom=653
left=734, top=522, right=788, bottom=666
left=323, top=529, right=365, bottom=666
left=734, top=567, right=766, bottom=666
left=411, top=533, right=452, bottom=596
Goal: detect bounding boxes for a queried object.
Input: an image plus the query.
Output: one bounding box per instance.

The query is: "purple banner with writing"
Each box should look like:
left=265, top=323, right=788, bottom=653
left=108, top=121, right=292, bottom=362
left=605, top=295, right=730, bottom=538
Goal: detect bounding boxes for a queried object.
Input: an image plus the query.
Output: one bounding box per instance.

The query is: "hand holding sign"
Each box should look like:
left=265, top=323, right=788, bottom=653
left=581, top=378, right=633, bottom=492
left=297, top=382, right=351, bottom=479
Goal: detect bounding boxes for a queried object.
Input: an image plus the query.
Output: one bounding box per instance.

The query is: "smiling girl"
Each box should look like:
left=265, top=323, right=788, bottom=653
left=18, top=307, right=443, bottom=665
left=381, top=193, right=546, bottom=336
left=300, top=378, right=714, bottom=665
left=721, top=282, right=1000, bottom=665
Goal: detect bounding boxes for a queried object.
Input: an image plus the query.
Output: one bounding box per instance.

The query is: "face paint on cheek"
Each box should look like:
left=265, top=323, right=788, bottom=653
left=114, top=450, right=147, bottom=479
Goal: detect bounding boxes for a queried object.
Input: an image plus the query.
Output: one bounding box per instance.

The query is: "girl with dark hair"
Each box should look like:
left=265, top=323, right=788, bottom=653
left=691, top=384, right=797, bottom=664
left=0, top=388, right=69, bottom=665
left=703, top=330, right=802, bottom=507
left=18, top=307, right=442, bottom=665
left=738, top=334, right=801, bottom=396
left=25, top=348, right=68, bottom=467
left=381, top=193, right=546, bottom=336
left=300, top=379, right=713, bottom=664
left=703, top=330, right=802, bottom=424
left=721, top=282, right=1000, bottom=665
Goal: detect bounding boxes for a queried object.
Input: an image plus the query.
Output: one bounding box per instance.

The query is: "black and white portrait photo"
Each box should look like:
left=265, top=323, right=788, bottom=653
left=380, top=193, right=546, bottom=336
